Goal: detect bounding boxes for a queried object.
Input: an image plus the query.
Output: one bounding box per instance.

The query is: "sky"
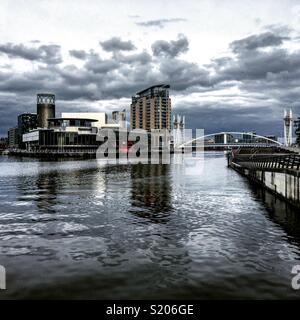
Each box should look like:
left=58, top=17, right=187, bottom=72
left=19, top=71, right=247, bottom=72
left=1, top=0, right=300, bottom=136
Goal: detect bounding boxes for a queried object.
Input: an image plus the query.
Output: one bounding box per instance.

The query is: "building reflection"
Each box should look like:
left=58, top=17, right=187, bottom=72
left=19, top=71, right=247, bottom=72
left=130, top=163, right=173, bottom=223
left=17, top=165, right=59, bottom=213
left=16, top=160, right=109, bottom=214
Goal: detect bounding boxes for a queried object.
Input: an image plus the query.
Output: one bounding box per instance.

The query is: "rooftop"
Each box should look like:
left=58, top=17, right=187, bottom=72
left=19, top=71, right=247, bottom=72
left=48, top=118, right=98, bottom=122
left=136, top=84, right=170, bottom=96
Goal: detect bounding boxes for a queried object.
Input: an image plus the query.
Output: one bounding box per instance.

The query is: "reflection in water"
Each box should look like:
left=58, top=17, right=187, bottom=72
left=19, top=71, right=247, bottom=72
left=130, top=164, right=172, bottom=223
left=17, top=172, right=59, bottom=213
left=249, top=182, right=300, bottom=247
left=0, top=153, right=300, bottom=299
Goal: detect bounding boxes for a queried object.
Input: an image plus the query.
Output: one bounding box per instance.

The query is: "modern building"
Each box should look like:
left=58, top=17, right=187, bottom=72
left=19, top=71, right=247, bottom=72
left=8, top=127, right=18, bottom=148
left=23, top=117, right=99, bottom=152
left=61, top=112, right=107, bottom=129
left=130, top=84, right=171, bottom=131
left=18, top=113, right=37, bottom=148
left=37, top=93, right=56, bottom=128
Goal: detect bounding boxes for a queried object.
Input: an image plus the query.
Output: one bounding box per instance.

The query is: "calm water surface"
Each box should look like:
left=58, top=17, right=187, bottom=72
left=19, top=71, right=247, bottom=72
left=0, top=152, right=300, bottom=299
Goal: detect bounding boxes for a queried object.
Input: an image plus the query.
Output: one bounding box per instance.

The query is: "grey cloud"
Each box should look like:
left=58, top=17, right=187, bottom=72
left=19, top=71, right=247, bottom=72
left=159, top=58, right=211, bottom=90
left=263, top=24, right=292, bottom=37
left=0, top=43, right=62, bottom=64
left=100, top=37, right=136, bottom=52
left=84, top=52, right=120, bottom=74
left=152, top=34, right=189, bottom=58
left=230, top=32, right=289, bottom=53
left=136, top=18, right=186, bottom=28
left=69, top=49, right=88, bottom=60
left=213, top=48, right=300, bottom=84
left=114, top=51, right=152, bottom=65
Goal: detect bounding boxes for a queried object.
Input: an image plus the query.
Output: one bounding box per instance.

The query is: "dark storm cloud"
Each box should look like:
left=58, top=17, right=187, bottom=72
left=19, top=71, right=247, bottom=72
left=173, top=102, right=288, bottom=136
left=152, top=34, right=189, bottom=58
left=230, top=32, right=289, bottom=53
left=212, top=49, right=300, bottom=84
left=211, top=29, right=300, bottom=88
left=0, top=43, right=62, bottom=64
left=100, top=37, right=136, bottom=52
left=69, top=49, right=88, bottom=60
left=136, top=18, right=186, bottom=28
left=159, top=58, right=211, bottom=90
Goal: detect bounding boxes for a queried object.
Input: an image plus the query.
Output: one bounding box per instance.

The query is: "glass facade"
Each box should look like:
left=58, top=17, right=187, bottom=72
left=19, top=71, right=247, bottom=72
left=39, top=131, right=97, bottom=146
left=48, top=119, right=94, bottom=128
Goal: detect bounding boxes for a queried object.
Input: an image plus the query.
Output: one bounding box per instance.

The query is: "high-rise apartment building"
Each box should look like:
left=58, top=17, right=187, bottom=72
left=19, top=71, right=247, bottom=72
left=130, top=84, right=171, bottom=131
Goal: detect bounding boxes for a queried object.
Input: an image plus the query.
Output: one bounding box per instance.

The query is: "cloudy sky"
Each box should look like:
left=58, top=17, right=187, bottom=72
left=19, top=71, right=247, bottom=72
left=1, top=0, right=300, bottom=136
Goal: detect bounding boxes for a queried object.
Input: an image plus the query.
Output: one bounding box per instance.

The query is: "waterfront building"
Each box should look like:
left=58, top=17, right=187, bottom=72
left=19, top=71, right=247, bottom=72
left=8, top=127, right=18, bottom=148
left=23, top=117, right=99, bottom=152
left=130, top=84, right=171, bottom=131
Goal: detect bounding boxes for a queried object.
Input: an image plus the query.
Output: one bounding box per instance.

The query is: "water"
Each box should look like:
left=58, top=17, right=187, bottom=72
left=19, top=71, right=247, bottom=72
left=0, top=152, right=300, bottom=299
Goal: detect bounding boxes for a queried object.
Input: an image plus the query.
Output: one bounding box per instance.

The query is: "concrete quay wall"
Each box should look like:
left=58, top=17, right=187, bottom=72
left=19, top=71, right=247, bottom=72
left=230, top=163, right=300, bottom=209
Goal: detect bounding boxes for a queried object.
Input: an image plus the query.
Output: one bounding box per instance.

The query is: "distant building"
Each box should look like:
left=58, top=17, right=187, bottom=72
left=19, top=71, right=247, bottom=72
left=214, top=134, right=234, bottom=144
left=130, top=84, right=171, bottom=131
left=8, top=127, right=18, bottom=148
left=265, top=135, right=277, bottom=142
left=18, top=113, right=37, bottom=148
left=294, top=117, right=300, bottom=146
left=0, top=137, right=8, bottom=150
left=242, top=131, right=256, bottom=143
left=61, top=112, right=107, bottom=129
left=112, top=110, right=126, bottom=128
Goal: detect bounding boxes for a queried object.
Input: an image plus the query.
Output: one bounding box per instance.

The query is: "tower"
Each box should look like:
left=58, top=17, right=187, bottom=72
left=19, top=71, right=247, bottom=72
left=37, top=93, right=55, bottom=128
left=130, top=85, right=171, bottom=131
left=284, top=108, right=293, bottom=147
left=173, top=114, right=185, bottom=147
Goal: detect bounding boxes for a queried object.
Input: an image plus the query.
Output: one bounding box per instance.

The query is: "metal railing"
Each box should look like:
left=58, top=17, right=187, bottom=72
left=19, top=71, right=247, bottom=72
left=231, top=153, right=300, bottom=170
